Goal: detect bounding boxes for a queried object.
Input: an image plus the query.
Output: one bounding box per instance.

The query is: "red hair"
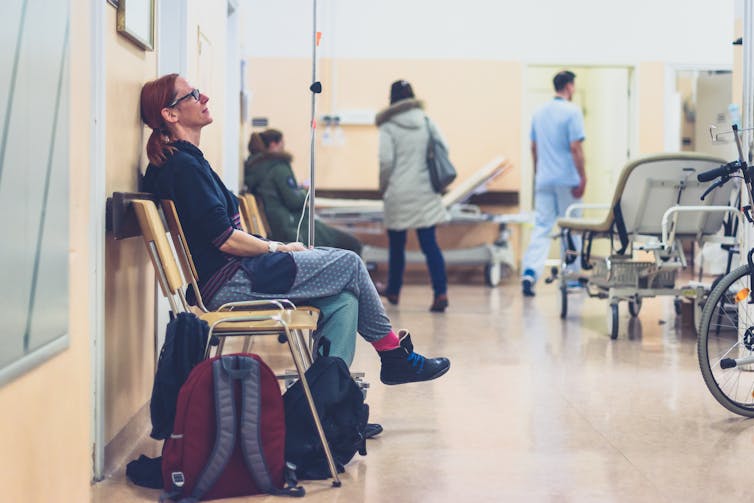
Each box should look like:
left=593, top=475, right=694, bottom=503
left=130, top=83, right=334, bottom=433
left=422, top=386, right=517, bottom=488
left=140, top=74, right=179, bottom=166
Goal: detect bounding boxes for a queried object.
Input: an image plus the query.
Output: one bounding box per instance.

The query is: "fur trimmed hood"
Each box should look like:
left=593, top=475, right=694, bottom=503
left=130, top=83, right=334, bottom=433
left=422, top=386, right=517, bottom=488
left=375, top=98, right=424, bottom=126
left=245, top=150, right=293, bottom=168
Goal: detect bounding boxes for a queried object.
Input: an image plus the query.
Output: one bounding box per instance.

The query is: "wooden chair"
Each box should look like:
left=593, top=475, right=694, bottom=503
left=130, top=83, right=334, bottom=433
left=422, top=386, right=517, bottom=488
left=130, top=198, right=341, bottom=485
left=238, top=193, right=270, bottom=238
left=234, top=197, right=370, bottom=388
left=160, top=199, right=316, bottom=355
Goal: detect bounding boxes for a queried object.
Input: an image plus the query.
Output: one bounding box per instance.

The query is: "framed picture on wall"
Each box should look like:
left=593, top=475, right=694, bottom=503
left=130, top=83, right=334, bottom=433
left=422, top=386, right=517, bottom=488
left=115, top=0, right=155, bottom=51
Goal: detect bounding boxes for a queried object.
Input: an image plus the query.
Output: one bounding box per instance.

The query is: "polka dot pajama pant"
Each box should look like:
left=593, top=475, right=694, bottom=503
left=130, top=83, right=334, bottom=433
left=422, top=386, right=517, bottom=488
left=207, top=247, right=391, bottom=342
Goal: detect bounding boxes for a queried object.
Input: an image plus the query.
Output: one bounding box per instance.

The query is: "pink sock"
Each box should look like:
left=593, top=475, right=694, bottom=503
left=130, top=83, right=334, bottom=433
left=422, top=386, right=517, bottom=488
left=371, top=330, right=400, bottom=352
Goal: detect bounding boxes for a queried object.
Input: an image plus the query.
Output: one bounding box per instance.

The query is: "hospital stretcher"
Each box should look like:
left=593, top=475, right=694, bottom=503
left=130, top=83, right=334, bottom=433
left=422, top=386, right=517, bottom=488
left=555, top=152, right=742, bottom=339
left=315, top=156, right=530, bottom=286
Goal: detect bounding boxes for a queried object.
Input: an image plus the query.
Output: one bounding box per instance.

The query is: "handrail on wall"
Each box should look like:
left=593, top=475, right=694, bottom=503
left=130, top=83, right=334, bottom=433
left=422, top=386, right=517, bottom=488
left=105, top=192, right=158, bottom=240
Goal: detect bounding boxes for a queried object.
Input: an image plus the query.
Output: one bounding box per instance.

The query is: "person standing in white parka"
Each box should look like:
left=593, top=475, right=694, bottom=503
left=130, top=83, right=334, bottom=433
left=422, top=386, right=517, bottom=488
left=376, top=80, right=451, bottom=313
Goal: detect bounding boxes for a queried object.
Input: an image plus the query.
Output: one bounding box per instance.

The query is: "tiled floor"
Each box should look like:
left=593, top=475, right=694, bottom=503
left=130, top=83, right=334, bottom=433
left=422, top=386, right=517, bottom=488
left=92, top=279, right=754, bottom=502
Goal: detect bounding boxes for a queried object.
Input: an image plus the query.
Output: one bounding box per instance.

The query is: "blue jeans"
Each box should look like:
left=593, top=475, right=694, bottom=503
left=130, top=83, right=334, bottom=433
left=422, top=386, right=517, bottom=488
left=522, top=185, right=581, bottom=283
left=387, top=226, right=447, bottom=297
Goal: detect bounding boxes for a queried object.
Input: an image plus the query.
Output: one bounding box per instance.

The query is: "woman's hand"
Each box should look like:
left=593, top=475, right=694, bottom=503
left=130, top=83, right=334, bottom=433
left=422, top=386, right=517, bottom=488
left=280, top=241, right=307, bottom=252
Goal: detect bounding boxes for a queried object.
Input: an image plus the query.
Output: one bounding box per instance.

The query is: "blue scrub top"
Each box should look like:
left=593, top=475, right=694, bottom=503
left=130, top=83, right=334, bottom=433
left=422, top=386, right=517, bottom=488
left=530, top=97, right=585, bottom=189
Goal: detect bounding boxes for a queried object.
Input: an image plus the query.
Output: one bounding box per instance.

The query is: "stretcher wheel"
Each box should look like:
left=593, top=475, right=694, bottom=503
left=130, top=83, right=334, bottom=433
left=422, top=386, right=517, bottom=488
left=560, top=285, right=568, bottom=319
left=628, top=298, right=642, bottom=317
left=484, top=263, right=501, bottom=287
left=608, top=304, right=619, bottom=340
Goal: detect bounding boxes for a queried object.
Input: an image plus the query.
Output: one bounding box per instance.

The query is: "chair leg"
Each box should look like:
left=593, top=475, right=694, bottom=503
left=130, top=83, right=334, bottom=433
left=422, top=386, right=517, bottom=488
left=241, top=336, right=253, bottom=353
left=283, top=325, right=341, bottom=486
left=295, top=329, right=314, bottom=368
left=215, top=337, right=226, bottom=357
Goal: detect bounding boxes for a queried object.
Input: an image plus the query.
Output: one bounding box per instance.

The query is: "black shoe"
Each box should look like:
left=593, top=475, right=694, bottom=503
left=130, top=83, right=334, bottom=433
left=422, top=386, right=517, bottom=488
left=365, top=423, right=383, bottom=439
left=522, top=278, right=535, bottom=297
left=429, top=294, right=448, bottom=313
left=378, top=331, right=450, bottom=385
left=377, top=285, right=400, bottom=305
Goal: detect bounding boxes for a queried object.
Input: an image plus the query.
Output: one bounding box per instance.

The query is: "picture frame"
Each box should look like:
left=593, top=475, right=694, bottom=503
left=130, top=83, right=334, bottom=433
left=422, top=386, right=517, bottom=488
left=115, top=0, right=155, bottom=51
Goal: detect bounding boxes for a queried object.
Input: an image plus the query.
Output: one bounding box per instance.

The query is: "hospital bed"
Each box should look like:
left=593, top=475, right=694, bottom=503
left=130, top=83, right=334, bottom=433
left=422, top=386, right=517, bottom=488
left=555, top=152, right=742, bottom=339
left=315, top=156, right=530, bottom=287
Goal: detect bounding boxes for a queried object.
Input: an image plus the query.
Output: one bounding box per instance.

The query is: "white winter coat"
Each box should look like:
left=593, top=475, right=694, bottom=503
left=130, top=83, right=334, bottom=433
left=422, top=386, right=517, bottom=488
left=376, top=99, right=449, bottom=231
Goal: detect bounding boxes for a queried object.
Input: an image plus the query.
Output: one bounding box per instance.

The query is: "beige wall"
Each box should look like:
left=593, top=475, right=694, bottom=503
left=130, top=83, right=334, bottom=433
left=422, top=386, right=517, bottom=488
left=103, top=3, right=158, bottom=443
left=248, top=56, right=675, bottom=191
left=0, top=0, right=92, bottom=500
left=247, top=58, right=523, bottom=191
left=246, top=56, right=673, bottom=265
left=103, top=2, right=231, bottom=444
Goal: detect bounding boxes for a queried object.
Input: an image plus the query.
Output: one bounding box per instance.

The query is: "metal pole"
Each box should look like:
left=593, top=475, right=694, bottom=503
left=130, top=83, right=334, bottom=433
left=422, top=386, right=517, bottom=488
left=307, top=0, right=319, bottom=247
left=91, top=0, right=106, bottom=481
left=742, top=1, right=754, bottom=256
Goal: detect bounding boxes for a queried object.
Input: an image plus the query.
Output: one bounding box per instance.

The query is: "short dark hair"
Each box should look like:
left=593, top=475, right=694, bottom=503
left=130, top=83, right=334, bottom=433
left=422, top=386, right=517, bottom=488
left=553, top=71, right=576, bottom=92
left=390, top=80, right=415, bottom=104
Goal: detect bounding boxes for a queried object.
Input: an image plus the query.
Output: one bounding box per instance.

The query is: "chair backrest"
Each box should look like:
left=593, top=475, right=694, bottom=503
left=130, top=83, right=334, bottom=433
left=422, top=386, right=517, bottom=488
left=131, top=199, right=187, bottom=312
left=160, top=199, right=208, bottom=311
left=238, top=193, right=268, bottom=238
left=610, top=153, right=730, bottom=237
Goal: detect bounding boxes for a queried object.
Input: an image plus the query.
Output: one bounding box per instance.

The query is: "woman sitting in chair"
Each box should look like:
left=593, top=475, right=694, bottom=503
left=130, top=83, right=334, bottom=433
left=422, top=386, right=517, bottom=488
left=139, top=73, right=450, bottom=386
left=244, top=129, right=363, bottom=255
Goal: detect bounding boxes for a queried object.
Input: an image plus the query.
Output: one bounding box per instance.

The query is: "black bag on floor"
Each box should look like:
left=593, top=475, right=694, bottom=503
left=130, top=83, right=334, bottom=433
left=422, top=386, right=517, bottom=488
left=150, top=312, right=209, bottom=440
left=283, top=356, right=369, bottom=480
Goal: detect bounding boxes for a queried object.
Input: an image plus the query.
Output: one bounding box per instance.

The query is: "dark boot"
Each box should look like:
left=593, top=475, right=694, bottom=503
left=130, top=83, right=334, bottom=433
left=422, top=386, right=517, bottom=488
left=378, top=330, right=450, bottom=385
left=429, top=294, right=448, bottom=312
left=365, top=423, right=383, bottom=439
left=377, top=285, right=400, bottom=305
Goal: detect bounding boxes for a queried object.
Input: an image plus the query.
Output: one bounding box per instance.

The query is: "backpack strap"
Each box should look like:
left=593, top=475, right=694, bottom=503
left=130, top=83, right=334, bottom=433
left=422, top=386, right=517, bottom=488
left=182, top=357, right=240, bottom=502
left=237, top=356, right=305, bottom=497
left=237, top=356, right=274, bottom=492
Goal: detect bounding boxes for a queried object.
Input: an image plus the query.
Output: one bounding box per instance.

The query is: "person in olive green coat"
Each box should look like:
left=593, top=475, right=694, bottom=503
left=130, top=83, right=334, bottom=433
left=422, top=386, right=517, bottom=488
left=244, top=129, right=362, bottom=255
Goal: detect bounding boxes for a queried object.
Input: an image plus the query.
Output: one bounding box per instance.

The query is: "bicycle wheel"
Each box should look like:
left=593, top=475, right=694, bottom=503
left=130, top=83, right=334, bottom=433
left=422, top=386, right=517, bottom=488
left=698, top=263, right=754, bottom=417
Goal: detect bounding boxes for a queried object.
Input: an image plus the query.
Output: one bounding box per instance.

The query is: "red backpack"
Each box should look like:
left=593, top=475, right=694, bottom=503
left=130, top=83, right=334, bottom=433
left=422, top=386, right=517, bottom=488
left=161, top=353, right=304, bottom=501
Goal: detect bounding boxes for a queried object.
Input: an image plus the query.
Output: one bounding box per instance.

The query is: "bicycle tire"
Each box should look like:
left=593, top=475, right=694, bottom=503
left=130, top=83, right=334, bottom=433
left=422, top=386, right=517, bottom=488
left=698, top=263, right=754, bottom=417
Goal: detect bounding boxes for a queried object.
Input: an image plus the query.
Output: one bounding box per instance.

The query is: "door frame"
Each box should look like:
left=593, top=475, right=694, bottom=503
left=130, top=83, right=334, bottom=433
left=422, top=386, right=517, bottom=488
left=90, top=0, right=106, bottom=481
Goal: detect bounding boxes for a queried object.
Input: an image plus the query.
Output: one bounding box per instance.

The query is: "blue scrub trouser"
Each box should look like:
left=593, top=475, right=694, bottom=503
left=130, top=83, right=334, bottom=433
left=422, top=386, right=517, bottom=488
left=521, top=185, right=581, bottom=283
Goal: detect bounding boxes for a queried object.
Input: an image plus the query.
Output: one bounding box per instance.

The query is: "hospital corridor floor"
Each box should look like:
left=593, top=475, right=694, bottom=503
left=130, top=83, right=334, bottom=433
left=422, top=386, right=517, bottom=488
left=92, top=281, right=753, bottom=503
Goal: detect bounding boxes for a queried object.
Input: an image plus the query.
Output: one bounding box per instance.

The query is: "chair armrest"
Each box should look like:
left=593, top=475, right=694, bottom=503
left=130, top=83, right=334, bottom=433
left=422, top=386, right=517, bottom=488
left=564, top=203, right=610, bottom=219
left=661, top=205, right=744, bottom=250
left=216, top=299, right=296, bottom=312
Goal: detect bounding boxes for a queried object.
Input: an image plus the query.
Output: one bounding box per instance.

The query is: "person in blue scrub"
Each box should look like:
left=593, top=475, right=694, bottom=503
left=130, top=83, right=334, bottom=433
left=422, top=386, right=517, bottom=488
left=521, top=70, right=586, bottom=297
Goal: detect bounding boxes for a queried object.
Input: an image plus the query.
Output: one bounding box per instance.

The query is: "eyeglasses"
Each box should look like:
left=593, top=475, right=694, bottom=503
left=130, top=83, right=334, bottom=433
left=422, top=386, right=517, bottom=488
left=167, top=89, right=200, bottom=108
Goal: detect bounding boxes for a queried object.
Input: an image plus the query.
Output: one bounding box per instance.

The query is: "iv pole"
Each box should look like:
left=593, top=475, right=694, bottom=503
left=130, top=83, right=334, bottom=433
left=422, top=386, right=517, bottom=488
left=307, top=0, right=322, bottom=247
